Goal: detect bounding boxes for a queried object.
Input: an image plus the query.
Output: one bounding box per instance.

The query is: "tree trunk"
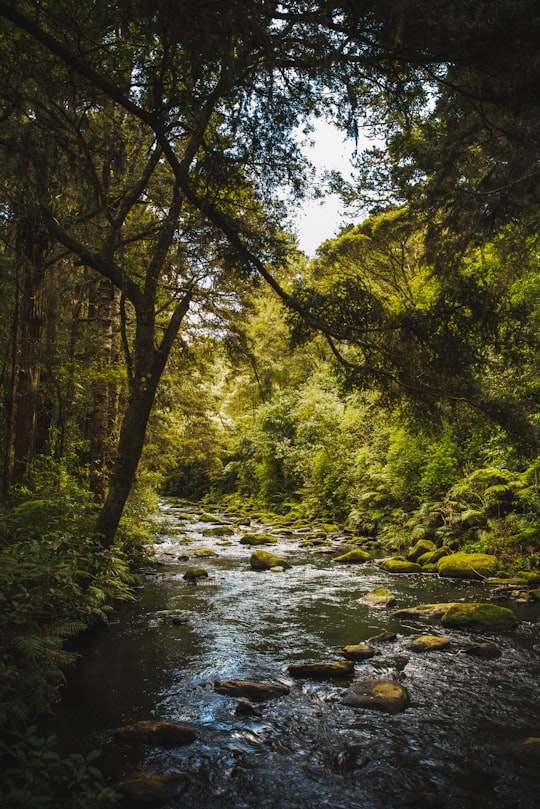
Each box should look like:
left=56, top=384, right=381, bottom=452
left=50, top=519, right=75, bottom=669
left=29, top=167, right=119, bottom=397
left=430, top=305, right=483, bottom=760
left=12, top=219, right=48, bottom=487
left=93, top=291, right=192, bottom=547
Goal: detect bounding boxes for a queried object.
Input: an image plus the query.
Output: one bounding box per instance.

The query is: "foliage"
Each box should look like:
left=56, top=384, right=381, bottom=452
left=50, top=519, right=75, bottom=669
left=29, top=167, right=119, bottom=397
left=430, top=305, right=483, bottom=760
left=0, top=726, right=118, bottom=808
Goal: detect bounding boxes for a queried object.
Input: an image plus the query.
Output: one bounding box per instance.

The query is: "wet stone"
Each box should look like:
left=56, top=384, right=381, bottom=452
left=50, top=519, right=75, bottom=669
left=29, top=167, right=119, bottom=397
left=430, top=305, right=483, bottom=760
left=465, top=642, right=502, bottom=659
left=342, top=679, right=410, bottom=713
left=214, top=679, right=290, bottom=702
left=409, top=635, right=451, bottom=652
left=287, top=660, right=355, bottom=680
left=114, top=720, right=197, bottom=746
left=340, top=643, right=379, bottom=661
left=115, top=771, right=190, bottom=804
left=358, top=587, right=396, bottom=608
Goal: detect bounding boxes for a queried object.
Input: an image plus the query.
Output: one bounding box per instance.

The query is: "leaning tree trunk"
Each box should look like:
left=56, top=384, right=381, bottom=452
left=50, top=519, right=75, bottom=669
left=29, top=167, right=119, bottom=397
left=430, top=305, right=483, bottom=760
left=93, top=291, right=192, bottom=548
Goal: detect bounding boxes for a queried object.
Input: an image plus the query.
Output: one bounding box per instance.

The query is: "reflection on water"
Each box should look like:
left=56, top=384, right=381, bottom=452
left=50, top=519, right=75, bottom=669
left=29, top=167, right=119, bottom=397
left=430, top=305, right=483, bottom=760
left=46, top=502, right=540, bottom=808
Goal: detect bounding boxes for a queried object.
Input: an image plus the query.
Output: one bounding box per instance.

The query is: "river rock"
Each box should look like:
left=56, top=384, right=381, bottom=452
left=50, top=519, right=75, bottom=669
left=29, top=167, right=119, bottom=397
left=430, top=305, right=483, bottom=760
left=203, top=525, right=234, bottom=536
left=287, top=660, right=355, bottom=679
left=358, top=587, right=396, bottom=608
left=498, top=736, right=540, bottom=762
left=183, top=567, right=208, bottom=582
left=114, top=720, right=197, bottom=746
left=250, top=550, right=290, bottom=570
left=333, top=549, right=370, bottom=564
left=115, top=771, right=190, bottom=804
left=465, top=642, right=502, bottom=659
left=440, top=602, right=516, bottom=629
left=437, top=552, right=500, bottom=579
left=214, top=679, right=290, bottom=702
left=407, top=539, right=437, bottom=562
left=340, top=643, right=378, bottom=661
left=240, top=533, right=278, bottom=545
left=409, top=635, right=451, bottom=652
left=367, top=631, right=397, bottom=643
left=342, top=679, right=410, bottom=713
left=380, top=558, right=422, bottom=574
left=394, top=602, right=516, bottom=630
left=193, top=547, right=218, bottom=557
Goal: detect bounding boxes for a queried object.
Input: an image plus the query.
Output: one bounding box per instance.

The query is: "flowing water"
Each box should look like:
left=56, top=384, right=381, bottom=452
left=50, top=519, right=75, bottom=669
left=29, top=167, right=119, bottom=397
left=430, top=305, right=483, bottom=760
left=47, top=501, right=540, bottom=808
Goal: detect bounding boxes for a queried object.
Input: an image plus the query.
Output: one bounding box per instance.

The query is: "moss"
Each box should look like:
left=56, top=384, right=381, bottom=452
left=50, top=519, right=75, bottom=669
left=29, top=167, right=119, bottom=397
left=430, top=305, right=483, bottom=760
left=437, top=552, right=500, bottom=579
left=440, top=602, right=516, bottom=629
left=380, top=558, right=422, bottom=574
left=358, top=587, right=396, bottom=607
left=203, top=525, right=235, bottom=536
left=239, top=533, right=278, bottom=546
left=407, top=539, right=437, bottom=562
left=334, top=549, right=370, bottom=564
left=516, top=571, right=540, bottom=585
left=250, top=550, right=290, bottom=571
left=183, top=567, right=208, bottom=581
left=193, top=547, right=218, bottom=557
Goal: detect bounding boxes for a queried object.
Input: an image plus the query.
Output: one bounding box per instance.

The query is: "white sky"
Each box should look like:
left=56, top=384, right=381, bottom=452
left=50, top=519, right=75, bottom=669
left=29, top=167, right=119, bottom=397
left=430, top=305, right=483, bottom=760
left=294, top=121, right=358, bottom=257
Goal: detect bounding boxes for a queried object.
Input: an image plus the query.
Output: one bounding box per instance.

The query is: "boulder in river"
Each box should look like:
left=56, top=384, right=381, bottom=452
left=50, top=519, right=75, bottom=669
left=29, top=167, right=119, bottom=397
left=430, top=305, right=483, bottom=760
left=250, top=550, right=290, bottom=570
left=287, top=660, right=355, bottom=680
left=333, top=549, right=370, bottom=564
left=409, top=635, right=451, bottom=652
left=380, top=558, right=422, bottom=574
left=240, top=533, right=278, bottom=545
left=437, top=552, right=500, bottom=579
left=193, top=547, right=218, bottom=557
left=394, top=602, right=516, bottom=630
left=406, top=539, right=437, bottom=562
left=114, top=720, right=197, bottom=746
left=340, top=643, right=378, bottom=661
left=214, top=679, right=290, bottom=702
left=183, top=567, right=208, bottom=582
left=358, top=587, right=396, bottom=608
left=342, top=678, right=410, bottom=713
left=115, top=771, right=190, bottom=804
left=498, top=736, right=540, bottom=763
left=465, top=642, right=501, bottom=659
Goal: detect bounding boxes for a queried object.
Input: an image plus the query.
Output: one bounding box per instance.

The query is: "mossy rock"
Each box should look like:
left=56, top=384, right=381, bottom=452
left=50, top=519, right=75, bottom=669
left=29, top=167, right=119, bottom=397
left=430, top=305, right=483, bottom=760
left=516, top=571, right=540, bottom=586
left=342, top=679, right=410, bottom=713
left=203, top=525, right=235, bottom=537
left=530, top=588, right=540, bottom=601
left=183, top=567, right=208, bottom=582
left=250, top=550, right=290, bottom=571
left=407, top=539, right=437, bottom=562
left=240, top=533, right=278, bottom=546
left=437, top=552, right=500, bottom=579
left=358, top=587, right=396, bottom=608
left=409, top=635, right=451, bottom=652
left=299, top=537, right=330, bottom=547
left=340, top=643, right=378, bottom=661
left=198, top=512, right=225, bottom=523
left=380, top=558, right=422, bottom=574
left=193, top=547, right=218, bottom=557
left=114, top=720, right=197, bottom=746
left=334, top=549, right=370, bottom=564
left=440, top=602, right=516, bottom=630
left=417, top=545, right=450, bottom=566
left=287, top=660, right=354, bottom=680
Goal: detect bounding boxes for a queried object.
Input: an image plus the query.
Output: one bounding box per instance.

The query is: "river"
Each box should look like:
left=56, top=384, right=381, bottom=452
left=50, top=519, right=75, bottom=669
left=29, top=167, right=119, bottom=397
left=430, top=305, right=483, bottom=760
left=47, top=501, right=540, bottom=808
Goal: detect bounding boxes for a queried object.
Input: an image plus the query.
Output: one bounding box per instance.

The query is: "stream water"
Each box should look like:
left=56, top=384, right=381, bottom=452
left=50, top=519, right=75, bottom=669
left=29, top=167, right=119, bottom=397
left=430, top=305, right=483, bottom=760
left=47, top=501, right=540, bottom=808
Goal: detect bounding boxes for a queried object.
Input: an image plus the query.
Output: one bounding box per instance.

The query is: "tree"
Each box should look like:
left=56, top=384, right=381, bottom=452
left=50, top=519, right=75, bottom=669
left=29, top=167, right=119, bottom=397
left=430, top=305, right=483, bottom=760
left=1, top=0, right=537, bottom=546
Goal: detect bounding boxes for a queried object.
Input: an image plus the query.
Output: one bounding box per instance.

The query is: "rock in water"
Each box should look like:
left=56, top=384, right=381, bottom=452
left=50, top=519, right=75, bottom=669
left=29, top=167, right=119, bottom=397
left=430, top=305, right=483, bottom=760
left=115, top=771, right=190, bottom=803
left=250, top=550, right=290, bottom=570
left=409, top=635, right=451, bottom=652
left=214, top=679, right=290, bottom=701
left=340, top=643, right=378, bottom=661
left=342, top=679, right=410, bottom=713
left=287, top=660, right=355, bottom=679
left=114, top=720, right=197, bottom=746
left=358, top=587, right=396, bottom=608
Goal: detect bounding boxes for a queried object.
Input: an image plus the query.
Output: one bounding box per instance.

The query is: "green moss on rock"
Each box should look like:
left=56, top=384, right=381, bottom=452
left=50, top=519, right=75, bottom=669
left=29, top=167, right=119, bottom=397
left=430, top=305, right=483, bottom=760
left=250, top=550, right=290, bottom=571
left=437, top=552, right=500, bottom=579
left=380, top=558, right=422, bottom=574
left=407, top=539, right=437, bottom=562
left=334, top=549, right=370, bottom=564
left=240, top=533, right=278, bottom=546
left=440, top=602, right=516, bottom=629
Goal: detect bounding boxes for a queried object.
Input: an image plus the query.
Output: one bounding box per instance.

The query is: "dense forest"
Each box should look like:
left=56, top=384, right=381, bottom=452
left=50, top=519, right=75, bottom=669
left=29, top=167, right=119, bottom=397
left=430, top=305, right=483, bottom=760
left=0, top=1, right=539, bottom=805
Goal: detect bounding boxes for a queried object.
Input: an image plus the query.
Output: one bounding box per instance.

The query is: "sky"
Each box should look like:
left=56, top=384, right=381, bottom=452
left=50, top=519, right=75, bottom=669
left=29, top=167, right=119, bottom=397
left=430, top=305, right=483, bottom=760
left=293, top=120, right=359, bottom=257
